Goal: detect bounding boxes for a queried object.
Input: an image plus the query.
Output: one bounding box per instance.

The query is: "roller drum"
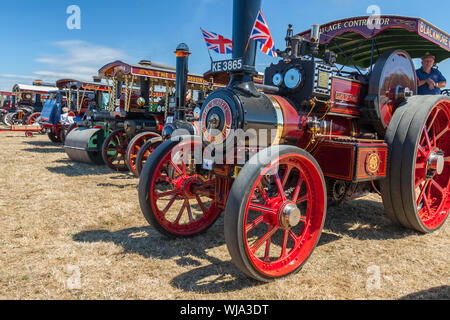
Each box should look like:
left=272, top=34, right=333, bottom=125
left=64, top=127, right=106, bottom=165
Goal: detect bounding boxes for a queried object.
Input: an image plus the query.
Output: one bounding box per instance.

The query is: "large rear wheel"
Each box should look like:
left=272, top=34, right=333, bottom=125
left=381, top=95, right=450, bottom=232
left=224, top=145, right=327, bottom=282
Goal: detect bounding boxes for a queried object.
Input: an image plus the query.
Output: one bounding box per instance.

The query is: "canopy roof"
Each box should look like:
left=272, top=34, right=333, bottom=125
left=0, top=91, right=15, bottom=96
left=12, top=84, right=59, bottom=93
left=297, top=16, right=450, bottom=68
left=98, top=60, right=223, bottom=90
left=56, top=79, right=111, bottom=92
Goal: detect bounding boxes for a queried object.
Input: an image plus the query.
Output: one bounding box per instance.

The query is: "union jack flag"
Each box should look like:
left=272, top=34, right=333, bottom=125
left=250, top=10, right=277, bottom=57
left=201, top=28, right=233, bottom=55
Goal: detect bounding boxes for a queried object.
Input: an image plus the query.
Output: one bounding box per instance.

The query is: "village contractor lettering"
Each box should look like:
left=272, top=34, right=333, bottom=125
left=320, top=18, right=390, bottom=33
left=179, top=303, right=269, bottom=317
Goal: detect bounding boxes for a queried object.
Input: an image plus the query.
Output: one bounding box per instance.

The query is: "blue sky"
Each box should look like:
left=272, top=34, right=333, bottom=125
left=0, top=0, right=449, bottom=91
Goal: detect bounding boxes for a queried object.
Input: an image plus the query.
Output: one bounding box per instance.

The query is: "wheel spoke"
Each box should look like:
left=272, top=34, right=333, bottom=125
left=245, top=215, right=264, bottom=233
left=427, top=109, right=440, bottom=136
left=173, top=199, right=187, bottom=225
left=155, top=189, right=179, bottom=199
left=431, top=179, right=445, bottom=196
left=281, top=165, right=292, bottom=187
left=417, top=145, right=427, bottom=157
left=186, top=201, right=194, bottom=222
left=272, top=168, right=287, bottom=200
left=416, top=180, right=430, bottom=206
left=280, top=230, right=289, bottom=258
left=296, top=194, right=308, bottom=205
left=292, top=178, right=304, bottom=202
left=169, top=160, right=185, bottom=177
left=250, top=226, right=279, bottom=254
left=415, top=161, right=426, bottom=169
left=423, top=126, right=432, bottom=150
left=263, top=228, right=272, bottom=262
left=435, top=126, right=449, bottom=142
left=195, top=195, right=208, bottom=215
left=161, top=194, right=178, bottom=215
left=159, top=176, right=177, bottom=185
left=422, top=195, right=432, bottom=216
left=249, top=203, right=277, bottom=215
left=256, top=182, right=270, bottom=204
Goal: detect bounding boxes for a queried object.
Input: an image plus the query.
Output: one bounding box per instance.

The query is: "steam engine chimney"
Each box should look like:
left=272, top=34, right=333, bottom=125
left=174, top=43, right=191, bottom=121
left=228, top=0, right=261, bottom=91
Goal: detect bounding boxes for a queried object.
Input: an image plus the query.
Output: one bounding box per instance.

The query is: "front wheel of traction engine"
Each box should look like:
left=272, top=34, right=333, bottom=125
left=224, top=145, right=327, bottom=282
left=101, top=128, right=130, bottom=171
left=138, top=136, right=222, bottom=237
left=381, top=95, right=450, bottom=233
left=125, top=131, right=162, bottom=176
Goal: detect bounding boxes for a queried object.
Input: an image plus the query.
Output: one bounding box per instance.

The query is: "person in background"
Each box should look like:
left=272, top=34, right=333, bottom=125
left=60, top=107, right=74, bottom=125
left=416, top=52, right=446, bottom=95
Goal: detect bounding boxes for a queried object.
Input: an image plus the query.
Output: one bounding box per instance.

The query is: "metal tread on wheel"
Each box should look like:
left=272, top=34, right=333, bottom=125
left=380, top=95, right=450, bottom=233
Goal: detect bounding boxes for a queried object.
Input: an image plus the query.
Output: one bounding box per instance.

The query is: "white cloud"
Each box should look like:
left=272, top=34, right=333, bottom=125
left=34, top=40, right=129, bottom=82
left=0, top=74, right=36, bottom=80
left=0, top=74, right=39, bottom=91
left=0, top=41, right=129, bottom=91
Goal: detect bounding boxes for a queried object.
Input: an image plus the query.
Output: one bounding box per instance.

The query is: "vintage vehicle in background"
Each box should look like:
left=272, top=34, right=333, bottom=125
left=3, top=83, right=58, bottom=126
left=138, top=0, right=450, bottom=281
left=64, top=59, right=176, bottom=169
left=39, top=79, right=111, bottom=143
left=63, top=57, right=222, bottom=173
left=0, top=91, right=16, bottom=124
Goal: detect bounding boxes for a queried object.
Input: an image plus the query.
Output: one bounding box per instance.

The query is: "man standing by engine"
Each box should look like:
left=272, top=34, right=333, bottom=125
left=416, top=52, right=446, bottom=95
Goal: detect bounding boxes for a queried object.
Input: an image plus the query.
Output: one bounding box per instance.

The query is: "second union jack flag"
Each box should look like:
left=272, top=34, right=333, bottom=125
left=201, top=29, right=233, bottom=55
left=250, top=10, right=277, bottom=57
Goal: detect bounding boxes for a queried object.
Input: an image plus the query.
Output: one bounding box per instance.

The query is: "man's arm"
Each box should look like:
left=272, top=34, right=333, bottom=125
left=418, top=78, right=437, bottom=89
left=436, top=81, right=446, bottom=89
left=436, top=71, right=447, bottom=89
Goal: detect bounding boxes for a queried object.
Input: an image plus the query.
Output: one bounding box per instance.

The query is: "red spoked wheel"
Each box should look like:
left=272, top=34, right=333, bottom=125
left=135, top=137, right=163, bottom=177
left=125, top=131, right=162, bottom=176
left=27, top=112, right=41, bottom=125
left=101, top=128, right=131, bottom=171
left=381, top=95, right=450, bottom=232
left=138, top=136, right=222, bottom=237
left=224, top=145, right=326, bottom=281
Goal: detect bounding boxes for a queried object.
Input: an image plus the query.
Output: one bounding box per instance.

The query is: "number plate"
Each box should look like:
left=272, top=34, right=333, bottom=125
left=211, top=58, right=243, bottom=73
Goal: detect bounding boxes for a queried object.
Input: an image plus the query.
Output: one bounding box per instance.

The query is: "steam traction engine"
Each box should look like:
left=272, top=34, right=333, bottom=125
left=138, top=0, right=450, bottom=281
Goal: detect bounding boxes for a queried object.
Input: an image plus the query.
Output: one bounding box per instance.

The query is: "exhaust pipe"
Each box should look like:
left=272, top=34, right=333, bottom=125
left=174, top=43, right=191, bottom=121
left=229, top=0, right=262, bottom=94
left=161, top=43, right=196, bottom=140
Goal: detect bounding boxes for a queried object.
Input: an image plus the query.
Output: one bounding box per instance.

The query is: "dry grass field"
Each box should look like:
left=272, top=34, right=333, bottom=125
left=0, top=130, right=448, bottom=300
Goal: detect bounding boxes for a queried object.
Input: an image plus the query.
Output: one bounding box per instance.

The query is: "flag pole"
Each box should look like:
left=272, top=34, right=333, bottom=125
left=201, top=28, right=214, bottom=63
